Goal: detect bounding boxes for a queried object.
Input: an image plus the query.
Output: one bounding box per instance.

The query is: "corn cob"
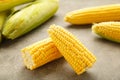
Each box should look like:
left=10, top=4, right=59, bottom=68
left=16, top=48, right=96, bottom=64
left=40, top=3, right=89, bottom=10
left=48, top=24, right=96, bottom=75
left=2, top=0, right=59, bottom=39
left=0, top=11, right=8, bottom=43
left=22, top=38, right=62, bottom=70
left=64, top=4, right=120, bottom=25
left=0, top=0, right=34, bottom=12
left=92, top=22, right=120, bottom=43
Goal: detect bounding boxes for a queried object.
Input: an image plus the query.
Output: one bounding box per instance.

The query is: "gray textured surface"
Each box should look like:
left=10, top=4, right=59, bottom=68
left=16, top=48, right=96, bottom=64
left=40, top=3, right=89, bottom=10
left=1, top=0, right=120, bottom=80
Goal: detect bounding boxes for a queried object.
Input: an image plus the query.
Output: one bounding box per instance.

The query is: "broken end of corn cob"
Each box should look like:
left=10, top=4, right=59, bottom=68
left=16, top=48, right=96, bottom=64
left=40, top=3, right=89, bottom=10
left=48, top=24, right=96, bottom=75
left=22, top=50, right=34, bottom=70
left=21, top=38, right=62, bottom=70
left=92, top=22, right=120, bottom=43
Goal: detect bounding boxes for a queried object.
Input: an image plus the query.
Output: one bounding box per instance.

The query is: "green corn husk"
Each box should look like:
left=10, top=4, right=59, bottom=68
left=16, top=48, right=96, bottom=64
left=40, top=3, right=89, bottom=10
left=0, top=0, right=34, bottom=12
left=0, top=11, right=8, bottom=43
left=11, top=2, right=32, bottom=14
left=2, top=0, right=59, bottom=39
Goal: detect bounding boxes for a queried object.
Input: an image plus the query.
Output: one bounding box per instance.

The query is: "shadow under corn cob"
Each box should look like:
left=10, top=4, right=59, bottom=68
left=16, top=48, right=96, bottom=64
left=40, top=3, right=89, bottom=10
left=2, top=0, right=59, bottom=39
left=0, top=11, right=8, bottom=43
left=0, top=0, right=34, bottom=12
left=92, top=22, right=120, bottom=43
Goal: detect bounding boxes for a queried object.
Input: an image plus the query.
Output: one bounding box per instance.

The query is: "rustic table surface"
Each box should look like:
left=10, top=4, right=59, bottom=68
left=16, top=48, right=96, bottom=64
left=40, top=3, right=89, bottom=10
left=0, top=0, right=120, bottom=80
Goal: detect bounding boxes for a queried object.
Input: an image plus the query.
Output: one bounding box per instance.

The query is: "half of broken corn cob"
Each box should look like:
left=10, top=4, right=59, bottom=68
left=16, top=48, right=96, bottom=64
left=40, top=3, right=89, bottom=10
left=0, top=0, right=34, bottom=12
left=22, top=38, right=62, bottom=70
left=2, top=0, right=58, bottom=39
left=48, top=24, right=96, bottom=75
left=65, top=4, right=120, bottom=25
left=92, top=22, right=120, bottom=43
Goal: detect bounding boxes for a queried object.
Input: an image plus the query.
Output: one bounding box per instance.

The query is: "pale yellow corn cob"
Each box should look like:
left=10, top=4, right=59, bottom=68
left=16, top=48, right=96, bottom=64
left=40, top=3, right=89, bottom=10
left=48, top=24, right=96, bottom=75
left=92, top=22, right=120, bottom=43
left=21, top=38, right=62, bottom=70
left=2, top=0, right=58, bottom=39
left=65, top=4, right=120, bottom=25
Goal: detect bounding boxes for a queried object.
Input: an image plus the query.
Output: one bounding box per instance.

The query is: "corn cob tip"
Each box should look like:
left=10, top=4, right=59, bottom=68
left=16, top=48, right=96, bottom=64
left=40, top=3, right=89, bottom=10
left=64, top=12, right=74, bottom=24
left=92, top=23, right=99, bottom=33
left=48, top=24, right=63, bottom=34
left=64, top=14, right=69, bottom=22
left=92, top=22, right=116, bottom=34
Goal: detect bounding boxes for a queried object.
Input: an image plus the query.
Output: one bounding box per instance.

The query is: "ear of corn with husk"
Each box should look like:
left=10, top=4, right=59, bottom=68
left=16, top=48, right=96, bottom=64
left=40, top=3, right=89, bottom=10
left=48, top=24, right=96, bottom=75
left=0, top=11, right=9, bottom=43
left=22, top=38, right=62, bottom=70
left=2, top=0, right=59, bottom=39
left=92, top=22, right=120, bottom=43
left=0, top=0, right=34, bottom=12
left=64, top=4, right=120, bottom=25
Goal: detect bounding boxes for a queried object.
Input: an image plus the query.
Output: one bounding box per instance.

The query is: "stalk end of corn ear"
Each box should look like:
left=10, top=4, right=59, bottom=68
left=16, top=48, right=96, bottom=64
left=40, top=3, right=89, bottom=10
left=2, top=0, right=59, bottom=39
left=64, top=4, right=120, bottom=25
left=48, top=24, right=96, bottom=75
left=92, top=22, right=120, bottom=43
left=21, top=38, right=62, bottom=70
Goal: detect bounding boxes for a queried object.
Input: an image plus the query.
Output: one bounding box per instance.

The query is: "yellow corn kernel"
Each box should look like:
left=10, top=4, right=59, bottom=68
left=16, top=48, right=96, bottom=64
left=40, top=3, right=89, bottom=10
left=48, top=24, right=96, bottom=75
left=65, top=4, right=120, bottom=25
left=21, top=38, right=62, bottom=70
left=92, top=22, right=120, bottom=43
